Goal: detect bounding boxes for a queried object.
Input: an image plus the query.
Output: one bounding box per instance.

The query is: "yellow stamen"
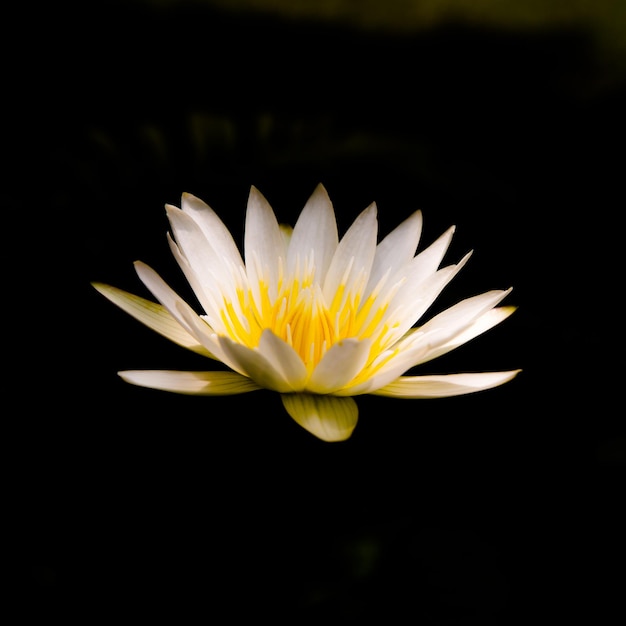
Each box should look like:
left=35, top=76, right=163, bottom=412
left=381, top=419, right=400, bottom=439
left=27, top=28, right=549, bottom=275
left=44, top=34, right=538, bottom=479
left=219, top=263, right=394, bottom=372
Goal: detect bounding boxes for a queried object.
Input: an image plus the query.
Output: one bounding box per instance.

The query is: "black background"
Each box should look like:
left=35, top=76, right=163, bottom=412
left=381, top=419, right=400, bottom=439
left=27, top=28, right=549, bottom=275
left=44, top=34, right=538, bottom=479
left=12, top=1, right=624, bottom=623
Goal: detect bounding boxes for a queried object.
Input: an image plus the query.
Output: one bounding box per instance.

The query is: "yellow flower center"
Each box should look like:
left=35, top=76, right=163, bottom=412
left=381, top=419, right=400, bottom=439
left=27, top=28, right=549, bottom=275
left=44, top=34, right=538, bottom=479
left=218, top=261, right=393, bottom=373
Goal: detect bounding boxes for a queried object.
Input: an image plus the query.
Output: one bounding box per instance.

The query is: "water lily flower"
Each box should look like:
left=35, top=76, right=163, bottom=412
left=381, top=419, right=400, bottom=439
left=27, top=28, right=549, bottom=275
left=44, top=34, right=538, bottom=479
left=92, top=184, right=519, bottom=442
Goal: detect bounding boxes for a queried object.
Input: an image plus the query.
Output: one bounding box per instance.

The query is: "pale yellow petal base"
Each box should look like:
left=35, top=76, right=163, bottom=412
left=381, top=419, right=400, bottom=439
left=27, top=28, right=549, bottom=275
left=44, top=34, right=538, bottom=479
left=281, top=393, right=358, bottom=442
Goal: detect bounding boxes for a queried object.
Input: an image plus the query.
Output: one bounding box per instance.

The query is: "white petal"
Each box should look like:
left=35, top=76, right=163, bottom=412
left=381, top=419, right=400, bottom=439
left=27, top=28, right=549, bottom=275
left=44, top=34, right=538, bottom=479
left=92, top=282, right=215, bottom=357
left=133, top=261, right=209, bottom=342
left=257, top=330, right=308, bottom=390
left=335, top=343, right=431, bottom=396
left=366, top=209, right=422, bottom=294
left=307, top=338, right=372, bottom=394
left=323, top=202, right=378, bottom=302
left=165, top=204, right=224, bottom=282
left=341, top=294, right=514, bottom=396
left=410, top=225, right=456, bottom=285
left=417, top=289, right=512, bottom=342
left=384, top=253, right=472, bottom=345
left=372, top=370, right=522, bottom=398
left=180, top=192, right=244, bottom=269
left=119, top=370, right=261, bottom=394
left=244, top=186, right=287, bottom=298
left=217, top=335, right=300, bottom=393
left=133, top=262, right=234, bottom=368
left=287, top=183, right=339, bottom=282
left=281, top=393, right=358, bottom=442
left=166, top=234, right=227, bottom=331
left=413, top=303, right=517, bottom=366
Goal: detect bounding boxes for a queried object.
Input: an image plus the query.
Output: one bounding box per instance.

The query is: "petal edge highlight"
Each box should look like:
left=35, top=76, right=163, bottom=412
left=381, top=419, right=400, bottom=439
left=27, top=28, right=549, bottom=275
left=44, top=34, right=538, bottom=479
left=372, top=370, right=522, bottom=398
left=119, top=370, right=261, bottom=395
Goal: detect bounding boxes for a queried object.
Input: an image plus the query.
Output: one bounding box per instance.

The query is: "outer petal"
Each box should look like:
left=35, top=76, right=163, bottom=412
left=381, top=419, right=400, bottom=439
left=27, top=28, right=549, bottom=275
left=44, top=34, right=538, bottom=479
left=91, top=282, right=215, bottom=358
left=180, top=192, right=245, bottom=269
left=372, top=370, right=522, bottom=398
left=410, top=225, right=456, bottom=285
left=411, top=289, right=512, bottom=349
left=118, top=370, right=261, bottom=395
left=340, top=298, right=514, bottom=396
left=411, top=304, right=517, bottom=366
left=281, top=393, right=358, bottom=442
left=165, top=204, right=227, bottom=285
left=366, top=209, right=422, bottom=295
left=133, top=261, right=243, bottom=373
left=166, top=235, right=228, bottom=332
left=381, top=253, right=472, bottom=347
left=134, top=261, right=212, bottom=342
left=307, top=338, right=372, bottom=394
left=244, top=186, right=287, bottom=299
left=287, top=183, right=338, bottom=281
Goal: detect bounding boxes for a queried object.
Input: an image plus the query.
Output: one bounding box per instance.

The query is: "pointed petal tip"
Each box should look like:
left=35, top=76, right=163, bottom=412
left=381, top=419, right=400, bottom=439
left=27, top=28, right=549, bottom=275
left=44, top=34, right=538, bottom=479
left=91, top=280, right=121, bottom=297
left=309, top=182, right=332, bottom=205
left=164, top=202, right=182, bottom=216
left=248, top=185, right=272, bottom=209
left=91, top=281, right=115, bottom=298
left=117, top=371, right=133, bottom=384
left=460, top=249, right=473, bottom=263
left=499, top=287, right=515, bottom=301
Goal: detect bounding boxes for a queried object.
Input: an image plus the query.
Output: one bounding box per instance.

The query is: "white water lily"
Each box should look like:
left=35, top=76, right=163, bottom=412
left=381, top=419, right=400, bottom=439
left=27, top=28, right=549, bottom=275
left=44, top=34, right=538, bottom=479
left=93, top=184, right=519, bottom=442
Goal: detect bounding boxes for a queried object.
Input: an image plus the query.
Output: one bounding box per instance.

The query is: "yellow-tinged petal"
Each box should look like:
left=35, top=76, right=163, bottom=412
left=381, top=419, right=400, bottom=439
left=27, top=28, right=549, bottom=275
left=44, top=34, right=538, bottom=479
left=217, top=335, right=301, bottom=392
left=119, top=370, right=261, bottom=394
left=372, top=370, right=522, bottom=398
left=91, top=282, right=215, bottom=358
left=257, top=330, right=308, bottom=390
left=133, top=261, right=236, bottom=367
left=281, top=393, right=358, bottom=442
left=307, top=338, right=372, bottom=394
